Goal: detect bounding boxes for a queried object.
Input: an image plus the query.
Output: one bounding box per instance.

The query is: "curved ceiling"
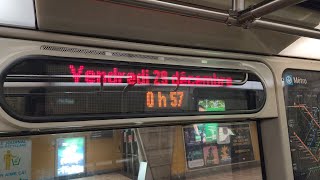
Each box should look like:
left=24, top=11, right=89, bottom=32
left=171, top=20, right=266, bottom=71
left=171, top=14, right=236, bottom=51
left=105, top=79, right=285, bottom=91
left=35, top=0, right=320, bottom=58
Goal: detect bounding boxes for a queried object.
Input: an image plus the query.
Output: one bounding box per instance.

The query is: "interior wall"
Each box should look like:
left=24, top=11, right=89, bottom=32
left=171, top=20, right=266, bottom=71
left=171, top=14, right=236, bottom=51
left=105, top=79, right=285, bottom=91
left=31, top=135, right=55, bottom=179
left=250, top=122, right=261, bottom=161
left=171, top=126, right=187, bottom=178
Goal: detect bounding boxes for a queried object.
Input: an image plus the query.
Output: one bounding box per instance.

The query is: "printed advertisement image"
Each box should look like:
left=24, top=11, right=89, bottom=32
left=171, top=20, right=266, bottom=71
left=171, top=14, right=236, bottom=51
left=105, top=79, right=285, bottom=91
left=56, top=137, right=85, bottom=176
left=0, top=139, right=32, bottom=180
left=218, top=144, right=232, bottom=164
left=194, top=124, right=205, bottom=143
left=217, top=126, right=234, bottom=144
left=193, top=123, right=218, bottom=143
left=203, top=145, right=219, bottom=166
left=186, top=145, right=204, bottom=168
left=230, top=124, right=254, bottom=163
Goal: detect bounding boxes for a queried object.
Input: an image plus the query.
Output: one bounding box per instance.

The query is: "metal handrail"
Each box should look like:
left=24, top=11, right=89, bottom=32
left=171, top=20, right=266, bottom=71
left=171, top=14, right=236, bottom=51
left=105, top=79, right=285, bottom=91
left=6, top=73, right=249, bottom=85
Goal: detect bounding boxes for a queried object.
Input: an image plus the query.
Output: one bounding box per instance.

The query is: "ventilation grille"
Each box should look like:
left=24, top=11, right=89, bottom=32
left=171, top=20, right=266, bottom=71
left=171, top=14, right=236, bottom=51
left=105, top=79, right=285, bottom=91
left=40, top=45, right=110, bottom=56
left=40, top=45, right=196, bottom=63
left=111, top=52, right=159, bottom=60
left=164, top=56, right=195, bottom=62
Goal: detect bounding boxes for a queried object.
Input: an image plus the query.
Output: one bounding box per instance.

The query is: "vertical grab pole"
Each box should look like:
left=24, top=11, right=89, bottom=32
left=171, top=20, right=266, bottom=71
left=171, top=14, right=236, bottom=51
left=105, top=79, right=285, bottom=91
left=232, top=0, right=245, bottom=12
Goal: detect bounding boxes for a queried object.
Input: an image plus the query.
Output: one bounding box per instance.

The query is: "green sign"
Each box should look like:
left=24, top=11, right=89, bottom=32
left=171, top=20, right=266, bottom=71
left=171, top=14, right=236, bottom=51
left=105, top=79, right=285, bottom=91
left=205, top=123, right=218, bottom=142
left=198, top=100, right=225, bottom=112
left=194, top=123, right=218, bottom=143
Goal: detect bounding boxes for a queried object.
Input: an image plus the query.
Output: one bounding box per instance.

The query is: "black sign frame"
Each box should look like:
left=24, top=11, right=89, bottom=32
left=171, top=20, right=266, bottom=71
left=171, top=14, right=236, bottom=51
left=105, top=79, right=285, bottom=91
left=0, top=55, right=266, bottom=123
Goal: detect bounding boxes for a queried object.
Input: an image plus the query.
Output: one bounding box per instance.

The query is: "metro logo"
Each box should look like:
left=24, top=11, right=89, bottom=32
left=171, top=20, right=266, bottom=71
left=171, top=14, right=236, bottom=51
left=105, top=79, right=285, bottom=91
left=68, top=64, right=233, bottom=86
left=293, top=77, right=307, bottom=85
left=284, top=74, right=307, bottom=86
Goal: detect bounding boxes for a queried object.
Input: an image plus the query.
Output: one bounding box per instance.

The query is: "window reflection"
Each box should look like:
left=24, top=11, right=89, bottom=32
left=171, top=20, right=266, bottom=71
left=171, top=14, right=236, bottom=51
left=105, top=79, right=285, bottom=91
left=0, top=122, right=263, bottom=180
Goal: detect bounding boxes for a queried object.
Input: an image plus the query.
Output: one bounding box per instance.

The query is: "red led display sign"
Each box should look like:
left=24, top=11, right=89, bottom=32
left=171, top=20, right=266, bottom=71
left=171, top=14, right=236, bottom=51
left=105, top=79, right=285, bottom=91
left=2, top=57, right=266, bottom=122
left=69, top=65, right=233, bottom=86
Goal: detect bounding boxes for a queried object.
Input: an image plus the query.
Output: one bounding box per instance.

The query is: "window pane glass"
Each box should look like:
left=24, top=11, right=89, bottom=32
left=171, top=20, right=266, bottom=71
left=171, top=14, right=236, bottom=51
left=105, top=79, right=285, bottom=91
left=283, top=69, right=320, bottom=180
left=0, top=122, right=263, bottom=179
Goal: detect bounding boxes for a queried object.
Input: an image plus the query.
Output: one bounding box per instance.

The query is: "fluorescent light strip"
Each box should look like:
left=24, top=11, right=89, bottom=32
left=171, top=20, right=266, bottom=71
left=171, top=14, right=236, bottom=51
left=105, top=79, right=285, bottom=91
left=279, top=24, right=320, bottom=59
left=0, top=0, right=35, bottom=28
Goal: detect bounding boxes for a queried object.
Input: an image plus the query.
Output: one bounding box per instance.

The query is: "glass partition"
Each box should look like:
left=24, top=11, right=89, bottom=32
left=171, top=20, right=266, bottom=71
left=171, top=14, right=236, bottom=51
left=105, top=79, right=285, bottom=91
left=0, top=121, right=263, bottom=180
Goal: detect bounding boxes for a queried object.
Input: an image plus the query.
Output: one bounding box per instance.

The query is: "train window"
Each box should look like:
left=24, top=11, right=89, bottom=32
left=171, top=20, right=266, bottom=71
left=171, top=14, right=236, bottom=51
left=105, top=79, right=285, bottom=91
left=1, top=56, right=266, bottom=122
left=0, top=121, right=263, bottom=179
left=283, top=69, right=320, bottom=179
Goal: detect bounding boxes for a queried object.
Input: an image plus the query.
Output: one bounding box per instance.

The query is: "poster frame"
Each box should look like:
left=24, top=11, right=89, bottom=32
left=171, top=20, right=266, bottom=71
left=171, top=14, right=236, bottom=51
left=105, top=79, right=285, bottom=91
left=55, top=136, right=87, bottom=179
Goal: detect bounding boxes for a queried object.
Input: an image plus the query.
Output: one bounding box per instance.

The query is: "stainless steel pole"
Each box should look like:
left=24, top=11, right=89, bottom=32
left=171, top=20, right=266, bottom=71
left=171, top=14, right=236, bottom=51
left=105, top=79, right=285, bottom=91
left=238, top=0, right=307, bottom=23
left=232, top=0, right=245, bottom=12
left=112, top=0, right=230, bottom=22
left=253, top=20, right=320, bottom=39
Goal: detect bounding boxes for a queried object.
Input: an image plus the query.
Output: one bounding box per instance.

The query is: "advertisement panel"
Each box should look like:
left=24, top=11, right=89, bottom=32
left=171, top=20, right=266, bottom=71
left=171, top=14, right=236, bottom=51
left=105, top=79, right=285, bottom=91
left=203, top=145, right=219, bottom=166
left=193, top=123, right=218, bottom=143
left=56, top=137, right=85, bottom=176
left=0, top=139, right=31, bottom=180
left=230, top=124, right=254, bottom=163
left=184, top=123, right=255, bottom=169
left=186, top=145, right=204, bottom=168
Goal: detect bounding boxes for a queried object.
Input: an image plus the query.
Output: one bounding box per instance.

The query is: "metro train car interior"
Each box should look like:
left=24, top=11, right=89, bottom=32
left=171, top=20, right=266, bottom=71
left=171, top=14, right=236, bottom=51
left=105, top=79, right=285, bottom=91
left=1, top=0, right=320, bottom=180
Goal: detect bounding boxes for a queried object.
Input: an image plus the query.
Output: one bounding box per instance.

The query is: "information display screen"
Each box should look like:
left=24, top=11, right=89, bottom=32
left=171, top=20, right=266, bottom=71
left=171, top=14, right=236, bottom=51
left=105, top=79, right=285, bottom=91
left=184, top=122, right=255, bottom=169
left=283, top=69, right=320, bottom=179
left=2, top=56, right=265, bottom=122
left=56, top=137, right=85, bottom=176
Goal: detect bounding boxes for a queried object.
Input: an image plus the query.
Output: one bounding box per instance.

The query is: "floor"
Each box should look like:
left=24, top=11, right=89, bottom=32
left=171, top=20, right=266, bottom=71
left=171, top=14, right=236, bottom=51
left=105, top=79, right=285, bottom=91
left=190, top=167, right=263, bottom=180
left=73, top=166, right=262, bottom=180
left=74, top=173, right=131, bottom=180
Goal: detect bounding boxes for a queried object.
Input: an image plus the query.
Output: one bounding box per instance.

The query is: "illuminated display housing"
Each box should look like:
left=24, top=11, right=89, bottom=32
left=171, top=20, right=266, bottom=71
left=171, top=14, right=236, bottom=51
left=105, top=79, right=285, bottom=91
left=0, top=56, right=266, bottom=122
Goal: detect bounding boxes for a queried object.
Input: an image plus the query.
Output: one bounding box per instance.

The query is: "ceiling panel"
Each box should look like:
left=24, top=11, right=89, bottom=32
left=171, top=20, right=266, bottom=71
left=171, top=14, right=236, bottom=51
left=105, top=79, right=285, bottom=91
left=35, top=0, right=300, bottom=55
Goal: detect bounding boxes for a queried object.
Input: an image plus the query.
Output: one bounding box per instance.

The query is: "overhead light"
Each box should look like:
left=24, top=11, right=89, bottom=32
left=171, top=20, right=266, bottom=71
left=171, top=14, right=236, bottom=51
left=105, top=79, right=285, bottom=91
left=0, top=0, right=36, bottom=29
left=279, top=24, right=320, bottom=59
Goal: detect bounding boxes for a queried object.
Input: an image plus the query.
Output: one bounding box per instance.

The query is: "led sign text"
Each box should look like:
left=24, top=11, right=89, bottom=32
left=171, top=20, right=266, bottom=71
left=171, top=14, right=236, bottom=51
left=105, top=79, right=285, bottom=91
left=146, top=91, right=184, bottom=108
left=69, top=65, right=233, bottom=86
